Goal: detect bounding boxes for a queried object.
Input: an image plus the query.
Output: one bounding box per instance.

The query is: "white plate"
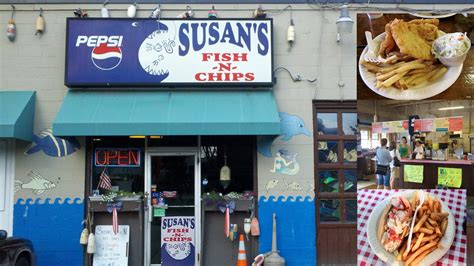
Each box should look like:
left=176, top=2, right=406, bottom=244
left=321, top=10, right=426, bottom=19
left=359, top=33, right=463, bottom=100
left=410, top=13, right=457, bottom=19
left=366, top=191, right=455, bottom=266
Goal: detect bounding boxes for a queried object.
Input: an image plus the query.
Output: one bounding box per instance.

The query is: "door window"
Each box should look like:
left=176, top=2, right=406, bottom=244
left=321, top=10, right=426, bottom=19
left=314, top=103, right=357, bottom=224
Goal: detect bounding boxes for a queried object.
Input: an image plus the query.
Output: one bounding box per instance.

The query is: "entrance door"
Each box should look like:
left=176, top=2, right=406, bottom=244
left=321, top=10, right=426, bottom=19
left=313, top=101, right=357, bottom=264
left=0, top=140, right=14, bottom=234
left=145, top=148, right=201, bottom=266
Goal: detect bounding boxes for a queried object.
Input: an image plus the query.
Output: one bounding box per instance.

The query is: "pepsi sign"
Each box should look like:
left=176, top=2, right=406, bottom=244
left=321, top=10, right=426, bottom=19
left=65, top=18, right=273, bottom=87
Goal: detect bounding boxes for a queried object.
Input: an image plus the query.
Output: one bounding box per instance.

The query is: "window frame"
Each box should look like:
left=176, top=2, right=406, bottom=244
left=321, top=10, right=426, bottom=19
left=313, top=101, right=357, bottom=226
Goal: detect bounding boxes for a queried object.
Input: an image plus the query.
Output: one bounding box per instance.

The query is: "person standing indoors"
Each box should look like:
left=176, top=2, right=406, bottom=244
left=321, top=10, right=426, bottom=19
left=399, top=136, right=411, bottom=159
left=389, top=141, right=401, bottom=189
left=375, top=138, right=392, bottom=189
left=414, top=140, right=425, bottom=159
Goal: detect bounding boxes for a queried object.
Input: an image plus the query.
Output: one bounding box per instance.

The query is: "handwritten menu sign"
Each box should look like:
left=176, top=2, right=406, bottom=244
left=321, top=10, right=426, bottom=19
left=404, top=164, right=424, bottom=183
left=93, top=225, right=130, bottom=266
left=438, top=167, right=462, bottom=188
left=161, top=217, right=195, bottom=266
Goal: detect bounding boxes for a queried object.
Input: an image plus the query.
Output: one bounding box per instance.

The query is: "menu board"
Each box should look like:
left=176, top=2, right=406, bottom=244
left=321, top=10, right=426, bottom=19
left=404, top=165, right=424, bottom=183
left=435, top=118, right=449, bottom=132
left=93, top=225, right=130, bottom=266
left=373, top=117, right=463, bottom=134
left=448, top=117, right=463, bottom=131
left=438, top=167, right=462, bottom=188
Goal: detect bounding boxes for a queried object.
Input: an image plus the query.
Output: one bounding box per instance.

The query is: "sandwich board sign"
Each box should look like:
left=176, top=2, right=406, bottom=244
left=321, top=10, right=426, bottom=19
left=93, top=225, right=130, bottom=266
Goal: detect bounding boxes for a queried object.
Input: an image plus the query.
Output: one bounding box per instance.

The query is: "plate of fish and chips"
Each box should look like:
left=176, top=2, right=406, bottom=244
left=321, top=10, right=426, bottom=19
left=367, top=190, right=455, bottom=266
left=358, top=18, right=467, bottom=100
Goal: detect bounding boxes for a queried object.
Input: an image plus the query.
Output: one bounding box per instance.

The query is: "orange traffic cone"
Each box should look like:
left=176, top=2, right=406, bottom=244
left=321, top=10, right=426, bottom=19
left=237, top=234, right=247, bottom=266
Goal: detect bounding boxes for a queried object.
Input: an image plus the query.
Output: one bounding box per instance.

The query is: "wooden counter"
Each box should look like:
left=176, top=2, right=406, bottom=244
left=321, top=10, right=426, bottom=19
left=399, top=159, right=474, bottom=196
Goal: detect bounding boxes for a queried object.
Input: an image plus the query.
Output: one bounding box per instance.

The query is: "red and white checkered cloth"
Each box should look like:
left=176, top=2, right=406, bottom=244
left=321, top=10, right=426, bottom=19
left=357, top=189, right=467, bottom=265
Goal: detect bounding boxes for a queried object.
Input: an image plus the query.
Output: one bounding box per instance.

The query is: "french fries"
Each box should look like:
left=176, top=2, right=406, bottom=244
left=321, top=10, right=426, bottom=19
left=382, top=191, right=449, bottom=266
left=362, top=57, right=448, bottom=90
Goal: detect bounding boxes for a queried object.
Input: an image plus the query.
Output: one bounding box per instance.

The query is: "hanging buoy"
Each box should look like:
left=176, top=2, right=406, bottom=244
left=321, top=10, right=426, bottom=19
left=79, top=228, right=89, bottom=245
left=127, top=3, right=137, bottom=18
left=86, top=232, right=95, bottom=254
left=101, top=1, right=109, bottom=18
left=6, top=5, right=16, bottom=42
left=149, top=4, right=161, bottom=19
left=250, top=217, right=260, bottom=236
left=35, top=8, right=45, bottom=36
left=208, top=6, right=218, bottom=19
left=287, top=19, right=295, bottom=46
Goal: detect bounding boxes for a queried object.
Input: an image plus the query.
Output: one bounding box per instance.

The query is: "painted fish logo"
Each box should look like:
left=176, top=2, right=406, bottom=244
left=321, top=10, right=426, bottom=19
left=25, top=129, right=81, bottom=157
left=91, top=43, right=122, bottom=70
left=14, top=171, right=57, bottom=195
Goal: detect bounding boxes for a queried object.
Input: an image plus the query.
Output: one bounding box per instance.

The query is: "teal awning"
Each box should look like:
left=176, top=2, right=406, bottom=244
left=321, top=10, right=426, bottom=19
left=53, top=91, right=280, bottom=136
left=0, top=91, right=35, bottom=141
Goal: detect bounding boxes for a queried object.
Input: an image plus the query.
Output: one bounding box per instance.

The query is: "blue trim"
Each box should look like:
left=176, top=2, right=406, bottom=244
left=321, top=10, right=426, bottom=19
left=13, top=198, right=84, bottom=266
left=53, top=90, right=280, bottom=136
left=0, top=91, right=35, bottom=142
left=258, top=196, right=316, bottom=266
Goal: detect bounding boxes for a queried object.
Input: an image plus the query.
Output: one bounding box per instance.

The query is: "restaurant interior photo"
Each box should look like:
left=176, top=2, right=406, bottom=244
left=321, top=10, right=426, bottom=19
left=357, top=100, right=474, bottom=215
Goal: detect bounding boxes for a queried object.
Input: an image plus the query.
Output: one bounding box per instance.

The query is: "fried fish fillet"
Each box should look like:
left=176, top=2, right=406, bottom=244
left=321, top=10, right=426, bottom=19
left=389, top=19, right=434, bottom=60
left=378, top=23, right=397, bottom=56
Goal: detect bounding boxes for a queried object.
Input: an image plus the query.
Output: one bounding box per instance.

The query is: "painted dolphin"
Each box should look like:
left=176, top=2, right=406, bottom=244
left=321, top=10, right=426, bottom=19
left=257, top=112, right=311, bottom=157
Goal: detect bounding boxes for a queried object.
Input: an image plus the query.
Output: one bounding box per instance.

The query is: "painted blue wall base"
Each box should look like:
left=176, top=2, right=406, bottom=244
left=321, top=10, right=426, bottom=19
left=13, top=198, right=84, bottom=266
left=258, top=196, right=316, bottom=266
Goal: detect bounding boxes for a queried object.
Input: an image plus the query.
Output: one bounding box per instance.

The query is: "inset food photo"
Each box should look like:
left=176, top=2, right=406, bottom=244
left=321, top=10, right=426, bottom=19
left=357, top=189, right=467, bottom=265
left=357, top=13, right=474, bottom=100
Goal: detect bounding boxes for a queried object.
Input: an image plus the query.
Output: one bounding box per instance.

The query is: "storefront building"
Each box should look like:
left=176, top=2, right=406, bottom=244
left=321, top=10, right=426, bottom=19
left=0, top=3, right=358, bottom=266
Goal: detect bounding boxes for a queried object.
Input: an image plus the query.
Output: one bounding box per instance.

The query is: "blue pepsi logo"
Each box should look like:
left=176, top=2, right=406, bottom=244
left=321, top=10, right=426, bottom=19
left=91, top=44, right=122, bottom=70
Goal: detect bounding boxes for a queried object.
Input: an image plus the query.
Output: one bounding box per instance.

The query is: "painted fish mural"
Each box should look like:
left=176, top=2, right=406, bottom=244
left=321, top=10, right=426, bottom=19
left=270, top=149, right=300, bottom=176
left=14, top=171, right=57, bottom=195
left=257, top=112, right=311, bottom=157
left=265, top=179, right=279, bottom=191
left=286, top=181, right=302, bottom=191
left=25, top=129, right=81, bottom=157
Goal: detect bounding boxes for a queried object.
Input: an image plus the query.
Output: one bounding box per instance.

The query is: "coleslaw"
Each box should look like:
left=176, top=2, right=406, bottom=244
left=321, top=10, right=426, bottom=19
left=433, top=32, right=470, bottom=59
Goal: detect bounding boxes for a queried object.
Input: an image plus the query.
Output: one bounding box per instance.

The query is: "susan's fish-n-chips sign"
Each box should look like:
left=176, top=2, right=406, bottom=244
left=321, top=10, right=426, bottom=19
left=65, top=18, right=273, bottom=87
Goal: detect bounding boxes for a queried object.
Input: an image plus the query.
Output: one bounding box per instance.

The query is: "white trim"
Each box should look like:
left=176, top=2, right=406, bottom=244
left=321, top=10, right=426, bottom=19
left=144, top=146, right=201, bottom=266
left=0, top=140, right=15, bottom=236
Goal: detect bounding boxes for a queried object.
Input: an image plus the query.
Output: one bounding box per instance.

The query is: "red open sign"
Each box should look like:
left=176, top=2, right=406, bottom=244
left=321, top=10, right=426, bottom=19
left=95, top=148, right=141, bottom=167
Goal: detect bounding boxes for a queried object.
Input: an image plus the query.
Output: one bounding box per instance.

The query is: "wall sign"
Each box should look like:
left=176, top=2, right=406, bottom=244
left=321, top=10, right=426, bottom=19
left=93, top=225, right=130, bottom=266
left=404, top=164, right=424, bottom=183
left=438, top=167, right=462, bottom=188
left=65, top=18, right=273, bottom=87
left=95, top=148, right=141, bottom=167
left=161, top=216, right=195, bottom=265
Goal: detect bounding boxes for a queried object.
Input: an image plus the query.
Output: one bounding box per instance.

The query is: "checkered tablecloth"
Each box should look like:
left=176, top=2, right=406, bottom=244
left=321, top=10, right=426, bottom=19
left=357, top=189, right=467, bottom=265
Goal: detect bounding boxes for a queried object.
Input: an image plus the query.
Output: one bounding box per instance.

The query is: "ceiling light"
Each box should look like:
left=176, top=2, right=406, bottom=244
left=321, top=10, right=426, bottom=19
left=438, top=106, right=464, bottom=110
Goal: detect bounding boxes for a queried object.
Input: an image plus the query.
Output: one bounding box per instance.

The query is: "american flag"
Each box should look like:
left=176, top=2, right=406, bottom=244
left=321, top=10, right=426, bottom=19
left=98, top=169, right=112, bottom=190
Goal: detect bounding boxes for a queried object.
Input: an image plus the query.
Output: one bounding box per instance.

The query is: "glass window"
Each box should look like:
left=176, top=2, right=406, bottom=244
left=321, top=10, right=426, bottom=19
left=318, top=141, right=338, bottom=163
left=342, top=113, right=357, bottom=135
left=319, top=199, right=340, bottom=222
left=345, top=199, right=357, bottom=222
left=361, top=130, right=369, bottom=140
left=343, top=170, right=356, bottom=192
left=343, top=141, right=357, bottom=163
left=319, top=171, right=339, bottom=193
left=316, top=113, right=338, bottom=135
